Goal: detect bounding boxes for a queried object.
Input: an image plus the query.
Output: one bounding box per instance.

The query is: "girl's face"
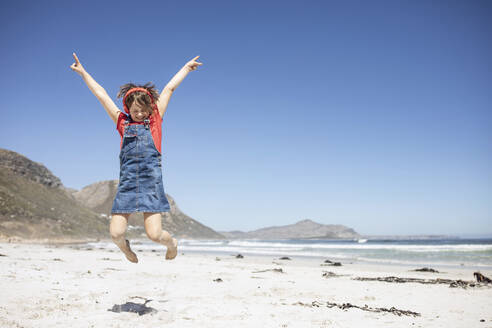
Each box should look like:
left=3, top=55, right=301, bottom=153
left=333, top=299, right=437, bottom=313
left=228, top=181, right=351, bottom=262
left=129, top=102, right=151, bottom=122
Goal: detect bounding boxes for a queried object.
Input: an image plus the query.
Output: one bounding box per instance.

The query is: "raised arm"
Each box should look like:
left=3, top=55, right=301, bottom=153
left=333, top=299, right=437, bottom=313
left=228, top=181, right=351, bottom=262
left=70, top=52, right=121, bottom=124
left=156, top=55, right=202, bottom=118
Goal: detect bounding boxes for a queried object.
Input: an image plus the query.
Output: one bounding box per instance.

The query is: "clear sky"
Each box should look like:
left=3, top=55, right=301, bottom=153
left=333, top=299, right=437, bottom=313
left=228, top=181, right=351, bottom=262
left=1, top=0, right=490, bottom=236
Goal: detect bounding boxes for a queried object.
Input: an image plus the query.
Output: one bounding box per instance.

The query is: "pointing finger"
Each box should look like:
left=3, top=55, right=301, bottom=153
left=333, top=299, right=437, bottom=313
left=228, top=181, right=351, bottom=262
left=73, top=52, right=80, bottom=64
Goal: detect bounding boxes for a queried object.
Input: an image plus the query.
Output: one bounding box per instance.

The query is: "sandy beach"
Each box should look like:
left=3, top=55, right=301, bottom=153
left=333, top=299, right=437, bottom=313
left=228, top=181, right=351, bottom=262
left=0, top=240, right=491, bottom=328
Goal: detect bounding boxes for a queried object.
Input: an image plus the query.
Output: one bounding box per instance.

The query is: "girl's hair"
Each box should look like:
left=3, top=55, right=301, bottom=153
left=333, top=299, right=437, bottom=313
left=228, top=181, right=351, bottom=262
left=117, top=82, right=160, bottom=116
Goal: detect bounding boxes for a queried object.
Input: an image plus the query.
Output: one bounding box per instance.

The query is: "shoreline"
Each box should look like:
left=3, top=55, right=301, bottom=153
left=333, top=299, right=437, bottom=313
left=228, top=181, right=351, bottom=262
left=88, top=237, right=492, bottom=271
left=6, top=236, right=492, bottom=271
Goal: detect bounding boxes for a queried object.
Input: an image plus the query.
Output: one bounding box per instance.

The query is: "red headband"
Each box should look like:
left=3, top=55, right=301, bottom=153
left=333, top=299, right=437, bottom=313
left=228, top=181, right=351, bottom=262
left=122, top=87, right=158, bottom=114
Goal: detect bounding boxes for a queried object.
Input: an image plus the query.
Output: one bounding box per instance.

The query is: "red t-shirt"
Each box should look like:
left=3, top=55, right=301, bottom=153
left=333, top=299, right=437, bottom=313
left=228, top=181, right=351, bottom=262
left=116, top=108, right=163, bottom=154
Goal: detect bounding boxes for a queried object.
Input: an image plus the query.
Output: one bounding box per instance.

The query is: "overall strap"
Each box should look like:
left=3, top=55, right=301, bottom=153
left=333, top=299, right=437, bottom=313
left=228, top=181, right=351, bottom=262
left=123, top=118, right=130, bottom=135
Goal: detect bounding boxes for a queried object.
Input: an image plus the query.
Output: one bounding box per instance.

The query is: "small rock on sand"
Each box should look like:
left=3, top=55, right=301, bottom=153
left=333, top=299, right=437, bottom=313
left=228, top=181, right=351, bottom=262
left=414, top=267, right=439, bottom=273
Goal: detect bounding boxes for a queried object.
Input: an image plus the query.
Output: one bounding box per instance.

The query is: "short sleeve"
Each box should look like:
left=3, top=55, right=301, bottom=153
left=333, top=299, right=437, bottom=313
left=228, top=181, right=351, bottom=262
left=116, top=111, right=127, bottom=137
left=149, top=108, right=162, bottom=125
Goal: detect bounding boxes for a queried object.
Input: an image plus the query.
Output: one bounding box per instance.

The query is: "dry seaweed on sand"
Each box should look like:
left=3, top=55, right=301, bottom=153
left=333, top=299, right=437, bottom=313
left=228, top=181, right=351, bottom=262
left=322, top=271, right=348, bottom=278
left=352, top=274, right=492, bottom=289
left=252, top=268, right=284, bottom=274
left=321, top=260, right=342, bottom=267
left=293, top=300, right=421, bottom=317
left=108, top=299, right=157, bottom=316
left=474, top=272, right=492, bottom=283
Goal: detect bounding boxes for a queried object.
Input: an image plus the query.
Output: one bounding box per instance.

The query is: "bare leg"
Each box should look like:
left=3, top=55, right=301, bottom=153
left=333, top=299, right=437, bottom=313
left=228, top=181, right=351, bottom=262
left=110, top=213, right=138, bottom=263
left=143, top=212, right=178, bottom=260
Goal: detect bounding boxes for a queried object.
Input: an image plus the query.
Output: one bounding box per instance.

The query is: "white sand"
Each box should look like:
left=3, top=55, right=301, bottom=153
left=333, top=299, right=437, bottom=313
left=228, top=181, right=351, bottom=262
left=0, top=241, right=491, bottom=328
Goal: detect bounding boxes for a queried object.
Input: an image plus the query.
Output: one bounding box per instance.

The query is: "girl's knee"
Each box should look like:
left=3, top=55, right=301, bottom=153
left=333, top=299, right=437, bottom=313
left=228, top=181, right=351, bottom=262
left=146, top=228, right=172, bottom=243
left=110, top=226, right=125, bottom=240
left=109, top=214, right=129, bottom=239
left=146, top=228, right=162, bottom=242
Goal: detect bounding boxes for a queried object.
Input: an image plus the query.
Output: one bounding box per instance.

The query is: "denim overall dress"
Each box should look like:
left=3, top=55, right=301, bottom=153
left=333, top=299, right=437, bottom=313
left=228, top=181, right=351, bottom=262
left=111, top=118, right=171, bottom=213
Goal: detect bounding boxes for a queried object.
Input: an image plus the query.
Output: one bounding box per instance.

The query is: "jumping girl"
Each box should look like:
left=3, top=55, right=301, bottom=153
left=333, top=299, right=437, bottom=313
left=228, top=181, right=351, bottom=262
left=70, top=52, right=202, bottom=263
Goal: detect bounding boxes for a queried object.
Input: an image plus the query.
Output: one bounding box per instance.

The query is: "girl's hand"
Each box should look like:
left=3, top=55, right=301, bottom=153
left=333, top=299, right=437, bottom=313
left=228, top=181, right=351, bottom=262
left=185, top=55, right=203, bottom=71
left=70, top=52, right=86, bottom=76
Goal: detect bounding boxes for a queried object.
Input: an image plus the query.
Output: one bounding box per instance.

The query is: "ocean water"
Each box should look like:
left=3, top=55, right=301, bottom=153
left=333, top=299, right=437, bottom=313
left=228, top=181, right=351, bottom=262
left=86, top=238, right=492, bottom=269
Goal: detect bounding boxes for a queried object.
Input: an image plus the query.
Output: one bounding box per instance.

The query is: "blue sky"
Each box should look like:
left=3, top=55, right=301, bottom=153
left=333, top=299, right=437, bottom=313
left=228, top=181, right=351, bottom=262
left=1, top=0, right=490, bottom=236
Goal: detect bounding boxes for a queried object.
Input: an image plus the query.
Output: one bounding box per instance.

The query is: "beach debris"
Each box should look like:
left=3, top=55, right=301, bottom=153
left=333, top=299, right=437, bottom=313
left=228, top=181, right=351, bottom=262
left=52, top=258, right=63, bottom=261
left=293, top=300, right=420, bottom=317
left=474, top=272, right=492, bottom=283
left=413, top=267, right=439, bottom=273
left=279, top=256, right=291, bottom=260
left=321, top=261, right=342, bottom=267
left=352, top=276, right=491, bottom=289
left=252, top=268, right=284, bottom=274
left=322, top=271, right=347, bottom=278
left=215, top=257, right=221, bottom=261
left=108, top=299, right=157, bottom=316
left=236, top=254, right=244, bottom=259
left=213, top=278, right=223, bottom=282
left=104, top=267, right=124, bottom=271
left=0, top=253, right=7, bottom=257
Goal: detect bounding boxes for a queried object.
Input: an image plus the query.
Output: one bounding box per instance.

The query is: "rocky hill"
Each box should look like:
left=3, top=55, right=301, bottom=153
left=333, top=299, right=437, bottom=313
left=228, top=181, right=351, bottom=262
left=220, top=219, right=360, bottom=239
left=72, top=180, right=225, bottom=239
left=0, top=149, right=107, bottom=241
left=0, top=148, right=63, bottom=188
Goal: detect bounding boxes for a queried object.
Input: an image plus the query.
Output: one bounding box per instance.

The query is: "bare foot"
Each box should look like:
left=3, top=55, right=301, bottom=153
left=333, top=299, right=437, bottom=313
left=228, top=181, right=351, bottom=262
left=124, top=239, right=138, bottom=263
left=165, top=238, right=178, bottom=260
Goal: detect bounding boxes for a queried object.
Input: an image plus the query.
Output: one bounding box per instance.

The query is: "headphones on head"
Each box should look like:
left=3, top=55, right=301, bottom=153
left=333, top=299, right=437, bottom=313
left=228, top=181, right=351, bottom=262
left=122, top=87, right=158, bottom=114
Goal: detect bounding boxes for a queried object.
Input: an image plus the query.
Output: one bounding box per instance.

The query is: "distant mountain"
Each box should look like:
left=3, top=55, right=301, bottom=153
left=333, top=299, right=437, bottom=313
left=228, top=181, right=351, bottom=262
left=0, top=148, right=107, bottom=241
left=71, top=181, right=225, bottom=240
left=220, top=219, right=361, bottom=239
left=71, top=180, right=119, bottom=216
